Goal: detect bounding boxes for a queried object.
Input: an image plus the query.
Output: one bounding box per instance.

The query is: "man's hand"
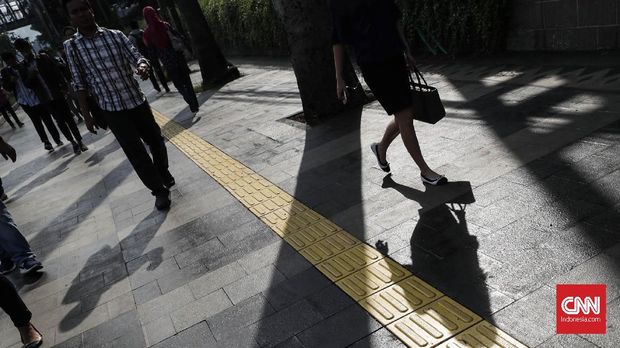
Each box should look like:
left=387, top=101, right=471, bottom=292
left=0, top=137, right=17, bottom=162
left=83, top=114, right=98, bottom=134
left=336, top=77, right=348, bottom=105
left=136, top=63, right=150, bottom=81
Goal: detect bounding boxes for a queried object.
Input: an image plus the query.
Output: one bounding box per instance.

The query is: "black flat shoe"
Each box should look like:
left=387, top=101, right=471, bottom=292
left=421, top=174, right=448, bottom=186
left=370, top=143, right=390, bottom=172
left=155, top=192, right=171, bottom=211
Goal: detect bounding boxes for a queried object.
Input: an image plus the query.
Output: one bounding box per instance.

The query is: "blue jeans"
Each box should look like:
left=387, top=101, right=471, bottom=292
left=0, top=201, right=35, bottom=266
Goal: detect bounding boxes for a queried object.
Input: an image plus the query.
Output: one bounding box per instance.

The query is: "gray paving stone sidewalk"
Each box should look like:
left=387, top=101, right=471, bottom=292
left=0, top=53, right=618, bottom=347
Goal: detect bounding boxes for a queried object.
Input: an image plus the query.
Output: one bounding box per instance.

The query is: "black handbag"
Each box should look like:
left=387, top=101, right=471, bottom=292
left=409, top=66, right=445, bottom=124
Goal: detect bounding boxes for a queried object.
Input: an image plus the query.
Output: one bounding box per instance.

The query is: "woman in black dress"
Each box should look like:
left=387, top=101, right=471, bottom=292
left=331, top=0, right=447, bottom=185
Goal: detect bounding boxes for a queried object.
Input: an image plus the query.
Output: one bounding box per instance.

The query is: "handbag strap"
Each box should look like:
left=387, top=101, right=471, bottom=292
left=409, top=64, right=429, bottom=86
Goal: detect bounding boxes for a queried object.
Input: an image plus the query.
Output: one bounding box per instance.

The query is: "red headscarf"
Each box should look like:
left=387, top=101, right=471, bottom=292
left=142, top=6, right=170, bottom=50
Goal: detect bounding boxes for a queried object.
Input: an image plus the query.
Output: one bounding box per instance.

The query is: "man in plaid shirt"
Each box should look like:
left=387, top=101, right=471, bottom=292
left=63, top=0, right=174, bottom=210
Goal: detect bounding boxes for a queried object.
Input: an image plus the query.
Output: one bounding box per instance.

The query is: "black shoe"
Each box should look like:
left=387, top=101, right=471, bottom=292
left=421, top=174, right=448, bottom=186
left=44, top=143, right=54, bottom=151
left=370, top=143, right=390, bottom=172
left=72, top=143, right=81, bottom=154
left=79, top=142, right=88, bottom=152
left=1, top=193, right=8, bottom=201
left=17, top=122, right=24, bottom=127
left=20, top=258, right=43, bottom=275
left=155, top=192, right=171, bottom=211
left=163, top=172, right=175, bottom=188
left=154, top=88, right=162, bottom=93
left=0, top=260, right=16, bottom=275
left=56, top=141, right=63, bottom=147
left=8, top=123, right=15, bottom=129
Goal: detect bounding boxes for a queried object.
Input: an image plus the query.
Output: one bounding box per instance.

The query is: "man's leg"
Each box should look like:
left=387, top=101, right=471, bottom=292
left=133, top=102, right=173, bottom=185
left=104, top=106, right=168, bottom=196
left=0, top=107, right=15, bottom=128
left=149, top=70, right=161, bottom=92
left=153, top=59, right=170, bottom=92
left=47, top=100, right=76, bottom=144
left=0, top=201, right=40, bottom=271
left=5, top=103, right=22, bottom=126
left=20, top=105, right=51, bottom=146
left=37, top=106, right=62, bottom=145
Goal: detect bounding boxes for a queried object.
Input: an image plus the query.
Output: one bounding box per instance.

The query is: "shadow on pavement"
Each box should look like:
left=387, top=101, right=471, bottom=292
left=59, top=209, right=168, bottom=332
left=378, top=176, right=495, bottom=320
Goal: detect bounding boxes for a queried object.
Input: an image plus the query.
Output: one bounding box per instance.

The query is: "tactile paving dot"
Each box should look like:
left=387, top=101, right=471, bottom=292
left=387, top=297, right=482, bottom=348
left=435, top=321, right=527, bottom=348
left=336, top=258, right=411, bottom=301
left=359, top=276, right=444, bottom=325
left=317, top=244, right=384, bottom=282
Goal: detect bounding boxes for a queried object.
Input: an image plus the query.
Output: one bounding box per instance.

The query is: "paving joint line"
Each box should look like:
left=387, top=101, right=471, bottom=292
left=152, top=108, right=528, bottom=348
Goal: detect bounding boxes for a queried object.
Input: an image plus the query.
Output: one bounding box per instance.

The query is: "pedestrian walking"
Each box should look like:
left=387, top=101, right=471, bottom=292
left=331, top=0, right=447, bottom=185
left=63, top=0, right=174, bottom=210
left=0, top=136, right=44, bottom=276
left=0, top=87, right=24, bottom=129
left=13, top=39, right=88, bottom=155
left=1, top=51, right=62, bottom=152
left=61, top=26, right=85, bottom=124
left=142, top=6, right=199, bottom=113
left=128, top=20, right=170, bottom=94
left=0, top=274, right=43, bottom=347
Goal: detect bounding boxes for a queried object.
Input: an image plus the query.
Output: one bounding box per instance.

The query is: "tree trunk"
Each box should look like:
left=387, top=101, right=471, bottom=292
left=173, top=0, right=239, bottom=87
left=157, top=0, right=187, bottom=43
left=272, top=0, right=365, bottom=122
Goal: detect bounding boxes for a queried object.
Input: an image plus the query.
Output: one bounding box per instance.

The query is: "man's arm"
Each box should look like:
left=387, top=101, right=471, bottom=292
left=39, top=54, right=69, bottom=92
left=116, top=31, right=150, bottom=80
left=64, top=40, right=97, bottom=133
left=0, top=137, right=16, bottom=162
left=63, top=40, right=88, bottom=93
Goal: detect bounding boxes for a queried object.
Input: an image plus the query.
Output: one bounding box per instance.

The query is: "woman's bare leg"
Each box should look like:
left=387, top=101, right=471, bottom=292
left=392, top=107, right=440, bottom=178
left=377, top=117, right=399, bottom=163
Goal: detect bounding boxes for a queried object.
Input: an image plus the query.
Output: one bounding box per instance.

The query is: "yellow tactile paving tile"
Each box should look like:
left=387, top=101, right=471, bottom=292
left=359, top=276, right=444, bottom=325
left=299, top=231, right=360, bottom=264
left=436, top=321, right=527, bottom=348
left=317, top=243, right=384, bottom=282
left=388, top=297, right=482, bottom=348
left=337, top=257, right=411, bottom=301
left=151, top=109, right=525, bottom=348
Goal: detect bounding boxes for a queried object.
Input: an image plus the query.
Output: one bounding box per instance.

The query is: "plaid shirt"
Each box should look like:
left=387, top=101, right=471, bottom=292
left=63, top=26, right=149, bottom=112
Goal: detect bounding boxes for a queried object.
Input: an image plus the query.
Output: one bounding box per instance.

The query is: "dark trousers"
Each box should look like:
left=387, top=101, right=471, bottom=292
left=103, top=102, right=169, bottom=196
left=150, top=58, right=169, bottom=92
left=20, top=104, right=60, bottom=145
left=166, top=55, right=199, bottom=112
left=0, top=103, right=21, bottom=128
left=0, top=200, right=35, bottom=267
left=0, top=274, right=31, bottom=327
left=170, top=69, right=198, bottom=111
left=48, top=99, right=82, bottom=143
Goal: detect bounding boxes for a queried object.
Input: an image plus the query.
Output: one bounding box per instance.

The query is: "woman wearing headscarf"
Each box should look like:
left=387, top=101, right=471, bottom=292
left=331, top=0, right=447, bottom=186
left=142, top=6, right=199, bottom=113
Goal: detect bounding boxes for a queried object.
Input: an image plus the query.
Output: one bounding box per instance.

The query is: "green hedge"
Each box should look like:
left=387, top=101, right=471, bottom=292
left=399, top=0, right=510, bottom=54
left=199, top=0, right=509, bottom=56
left=199, top=0, right=288, bottom=55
